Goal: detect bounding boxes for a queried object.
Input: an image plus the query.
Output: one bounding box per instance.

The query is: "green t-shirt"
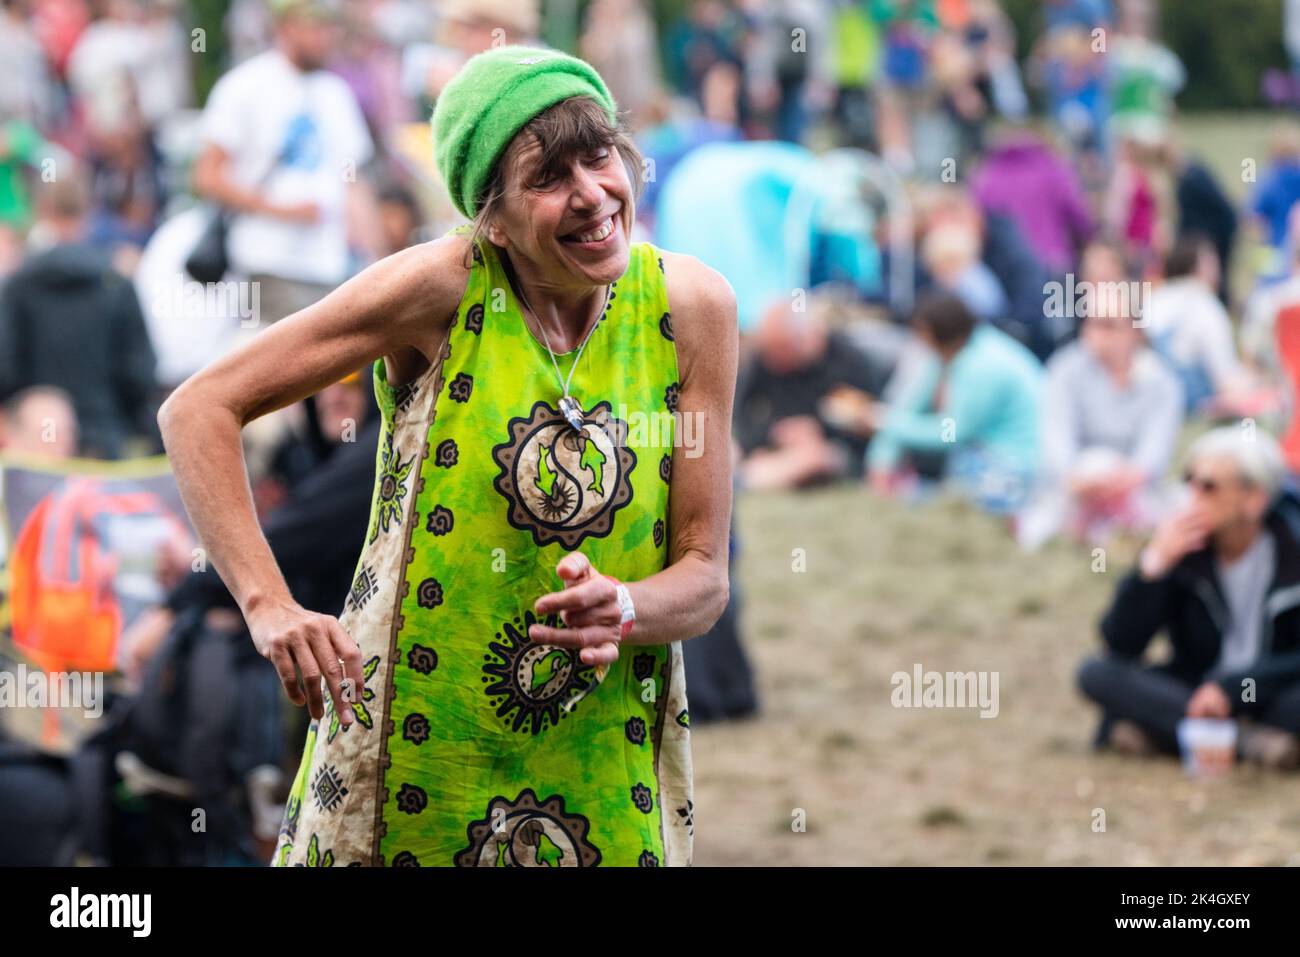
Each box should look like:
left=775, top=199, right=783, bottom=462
left=0, top=121, right=43, bottom=227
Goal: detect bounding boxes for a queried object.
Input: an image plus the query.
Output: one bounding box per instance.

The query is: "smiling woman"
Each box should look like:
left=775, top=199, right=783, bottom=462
left=157, top=45, right=738, bottom=867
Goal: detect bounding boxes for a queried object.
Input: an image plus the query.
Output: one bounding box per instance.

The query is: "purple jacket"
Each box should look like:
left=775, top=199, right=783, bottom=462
left=972, top=135, right=1094, bottom=273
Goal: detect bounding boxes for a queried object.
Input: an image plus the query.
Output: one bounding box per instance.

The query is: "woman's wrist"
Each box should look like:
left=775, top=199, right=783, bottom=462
left=240, top=581, right=296, bottom=621
left=602, top=574, right=636, bottom=641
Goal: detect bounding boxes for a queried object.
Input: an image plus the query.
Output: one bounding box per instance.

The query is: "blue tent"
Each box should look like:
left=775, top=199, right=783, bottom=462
left=653, top=141, right=883, bottom=332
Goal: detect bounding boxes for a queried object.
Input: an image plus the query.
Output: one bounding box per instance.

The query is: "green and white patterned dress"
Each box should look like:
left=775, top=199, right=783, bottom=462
left=272, top=228, right=693, bottom=867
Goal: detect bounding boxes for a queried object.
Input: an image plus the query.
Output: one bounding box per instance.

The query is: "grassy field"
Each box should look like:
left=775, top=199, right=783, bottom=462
left=691, top=486, right=1300, bottom=866
left=689, top=113, right=1300, bottom=867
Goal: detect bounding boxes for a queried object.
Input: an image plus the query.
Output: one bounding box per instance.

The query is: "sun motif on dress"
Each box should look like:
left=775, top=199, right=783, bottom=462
left=482, top=609, right=602, bottom=734
left=454, top=788, right=602, bottom=867
left=371, top=432, right=415, bottom=542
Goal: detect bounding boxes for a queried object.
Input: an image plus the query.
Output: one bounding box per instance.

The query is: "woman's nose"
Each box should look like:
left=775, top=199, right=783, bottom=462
left=569, top=164, right=605, bottom=211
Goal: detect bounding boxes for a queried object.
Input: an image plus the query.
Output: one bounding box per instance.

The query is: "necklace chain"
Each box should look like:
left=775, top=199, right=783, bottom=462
left=507, top=260, right=610, bottom=405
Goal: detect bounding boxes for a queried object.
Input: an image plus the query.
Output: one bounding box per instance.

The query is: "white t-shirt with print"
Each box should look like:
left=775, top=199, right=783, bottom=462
left=199, top=49, right=373, bottom=285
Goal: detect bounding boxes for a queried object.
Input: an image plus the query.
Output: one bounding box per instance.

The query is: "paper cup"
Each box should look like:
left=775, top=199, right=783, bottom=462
left=1177, top=718, right=1238, bottom=777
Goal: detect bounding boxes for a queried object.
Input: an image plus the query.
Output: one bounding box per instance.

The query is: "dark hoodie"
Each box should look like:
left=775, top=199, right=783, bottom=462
left=0, top=241, right=156, bottom=458
left=1099, top=493, right=1300, bottom=716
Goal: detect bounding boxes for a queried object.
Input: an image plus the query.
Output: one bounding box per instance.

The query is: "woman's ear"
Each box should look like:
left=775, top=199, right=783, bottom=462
left=485, top=217, right=507, bottom=248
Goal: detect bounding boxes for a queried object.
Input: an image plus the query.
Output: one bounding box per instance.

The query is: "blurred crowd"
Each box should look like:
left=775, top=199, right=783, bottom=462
left=5, top=0, right=1300, bottom=865
left=0, top=0, right=1290, bottom=540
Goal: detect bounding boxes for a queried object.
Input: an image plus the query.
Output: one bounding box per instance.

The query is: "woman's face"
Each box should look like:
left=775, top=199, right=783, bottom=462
left=486, top=134, right=634, bottom=291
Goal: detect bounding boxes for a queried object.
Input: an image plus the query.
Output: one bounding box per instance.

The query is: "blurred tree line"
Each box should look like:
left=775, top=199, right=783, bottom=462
left=644, top=0, right=1296, bottom=113
left=1002, top=0, right=1288, bottom=110
left=190, top=0, right=230, bottom=104
left=185, top=0, right=1288, bottom=111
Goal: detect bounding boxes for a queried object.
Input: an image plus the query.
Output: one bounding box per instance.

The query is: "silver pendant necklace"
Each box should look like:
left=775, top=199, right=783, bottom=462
left=508, top=260, right=611, bottom=433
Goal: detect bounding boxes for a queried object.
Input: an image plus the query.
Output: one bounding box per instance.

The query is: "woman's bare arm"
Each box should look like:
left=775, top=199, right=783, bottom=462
left=623, top=251, right=737, bottom=641
left=530, top=252, right=739, bottom=656
left=158, top=235, right=471, bottom=718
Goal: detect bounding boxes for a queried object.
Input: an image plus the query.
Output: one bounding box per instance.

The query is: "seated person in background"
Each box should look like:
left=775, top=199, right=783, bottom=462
left=1017, top=243, right=1184, bottom=549
left=912, top=183, right=1060, bottom=360
left=259, top=369, right=374, bottom=509
left=918, top=207, right=1007, bottom=328
left=1158, top=137, right=1238, bottom=304
left=860, top=293, right=1044, bottom=514
left=1079, top=427, right=1300, bottom=769
left=0, top=386, right=79, bottom=460
left=734, top=297, right=889, bottom=490
left=971, top=128, right=1094, bottom=276
left=1248, top=120, right=1300, bottom=268
left=0, top=387, right=80, bottom=568
left=1145, top=234, right=1254, bottom=416
left=1241, top=205, right=1300, bottom=389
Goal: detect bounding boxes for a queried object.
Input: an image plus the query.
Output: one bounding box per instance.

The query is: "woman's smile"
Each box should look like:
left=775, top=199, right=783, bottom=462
left=558, top=208, right=622, bottom=252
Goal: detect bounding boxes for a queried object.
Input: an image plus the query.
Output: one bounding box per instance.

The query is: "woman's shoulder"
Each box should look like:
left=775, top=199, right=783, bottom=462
left=651, top=248, right=738, bottom=384
left=654, top=249, right=737, bottom=328
left=347, top=232, right=477, bottom=353
left=392, top=230, right=478, bottom=302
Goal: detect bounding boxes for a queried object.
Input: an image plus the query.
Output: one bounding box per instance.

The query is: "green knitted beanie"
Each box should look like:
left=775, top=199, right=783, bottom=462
left=432, top=45, right=618, bottom=219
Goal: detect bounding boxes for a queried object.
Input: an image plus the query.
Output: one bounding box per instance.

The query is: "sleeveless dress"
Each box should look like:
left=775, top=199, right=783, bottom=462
left=272, top=229, right=694, bottom=867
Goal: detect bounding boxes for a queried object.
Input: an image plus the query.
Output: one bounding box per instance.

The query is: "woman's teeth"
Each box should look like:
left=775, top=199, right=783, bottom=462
left=569, top=217, right=613, bottom=244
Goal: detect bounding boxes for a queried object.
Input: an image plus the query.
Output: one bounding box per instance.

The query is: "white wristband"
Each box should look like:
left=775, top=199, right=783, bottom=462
left=614, top=583, right=635, bottom=622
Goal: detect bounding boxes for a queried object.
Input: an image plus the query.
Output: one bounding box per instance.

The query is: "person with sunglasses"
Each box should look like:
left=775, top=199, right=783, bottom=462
left=1078, top=426, right=1300, bottom=768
